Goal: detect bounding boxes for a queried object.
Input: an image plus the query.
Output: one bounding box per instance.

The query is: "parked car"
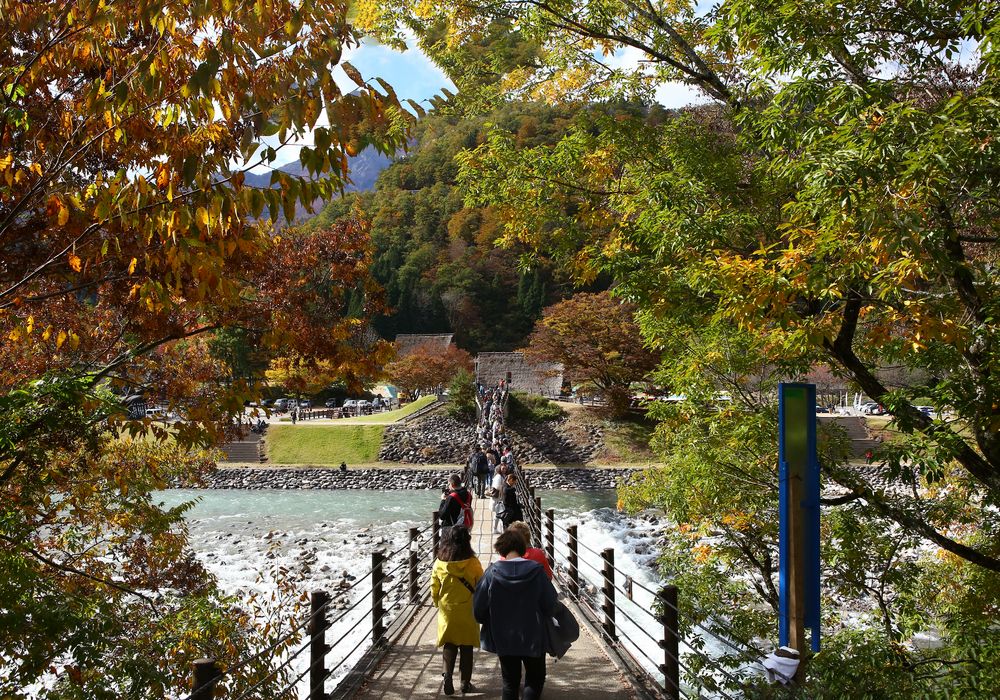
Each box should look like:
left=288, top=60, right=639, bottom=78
left=916, top=405, right=935, bottom=418
left=298, top=399, right=312, bottom=409
left=861, top=402, right=885, bottom=415
left=261, top=399, right=275, bottom=408
left=324, top=398, right=339, bottom=408
left=274, top=398, right=292, bottom=411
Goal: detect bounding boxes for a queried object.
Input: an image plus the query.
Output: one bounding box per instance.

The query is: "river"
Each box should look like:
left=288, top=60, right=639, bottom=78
left=156, top=488, right=670, bottom=697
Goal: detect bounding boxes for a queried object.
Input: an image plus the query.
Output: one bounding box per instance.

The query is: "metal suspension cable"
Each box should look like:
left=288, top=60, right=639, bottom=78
left=685, top=654, right=744, bottom=700
left=610, top=605, right=663, bottom=648
left=332, top=624, right=375, bottom=670
left=230, top=622, right=319, bottom=700
left=322, top=588, right=373, bottom=630
left=272, top=644, right=329, bottom=698
left=177, top=596, right=334, bottom=700
left=689, top=619, right=761, bottom=660
left=323, top=611, right=369, bottom=654
left=552, top=521, right=681, bottom=613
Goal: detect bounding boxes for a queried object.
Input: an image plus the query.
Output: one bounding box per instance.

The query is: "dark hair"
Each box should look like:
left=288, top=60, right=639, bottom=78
left=448, top=473, right=462, bottom=488
left=437, top=525, right=475, bottom=562
left=494, top=530, right=527, bottom=558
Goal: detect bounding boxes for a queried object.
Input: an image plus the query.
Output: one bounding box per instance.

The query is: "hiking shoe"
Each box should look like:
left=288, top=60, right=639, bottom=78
left=461, top=681, right=476, bottom=694
left=443, top=674, right=455, bottom=695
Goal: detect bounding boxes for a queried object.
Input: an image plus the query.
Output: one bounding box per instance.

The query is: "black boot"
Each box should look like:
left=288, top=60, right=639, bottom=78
left=443, top=674, right=455, bottom=695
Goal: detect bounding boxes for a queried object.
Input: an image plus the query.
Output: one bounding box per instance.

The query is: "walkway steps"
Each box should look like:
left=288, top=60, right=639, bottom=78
left=220, top=432, right=266, bottom=463
left=819, top=416, right=881, bottom=459
left=351, top=499, right=636, bottom=699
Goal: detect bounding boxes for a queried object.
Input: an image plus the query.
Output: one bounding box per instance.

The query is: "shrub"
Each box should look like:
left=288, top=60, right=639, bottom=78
left=446, top=369, right=477, bottom=420
left=508, top=392, right=564, bottom=422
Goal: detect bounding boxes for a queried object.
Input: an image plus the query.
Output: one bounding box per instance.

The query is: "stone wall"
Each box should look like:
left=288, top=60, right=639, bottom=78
left=189, top=466, right=637, bottom=491
left=475, top=352, right=563, bottom=396
left=377, top=414, right=602, bottom=465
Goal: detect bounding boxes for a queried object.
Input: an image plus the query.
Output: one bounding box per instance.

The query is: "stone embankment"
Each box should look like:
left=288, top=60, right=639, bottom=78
left=378, top=414, right=603, bottom=464
left=190, top=466, right=637, bottom=491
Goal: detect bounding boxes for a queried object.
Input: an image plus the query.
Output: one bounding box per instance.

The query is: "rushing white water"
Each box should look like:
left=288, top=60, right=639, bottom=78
left=157, top=488, right=674, bottom=698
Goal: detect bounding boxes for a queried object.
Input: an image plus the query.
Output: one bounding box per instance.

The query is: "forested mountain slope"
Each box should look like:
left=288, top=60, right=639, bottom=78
left=307, top=102, right=617, bottom=352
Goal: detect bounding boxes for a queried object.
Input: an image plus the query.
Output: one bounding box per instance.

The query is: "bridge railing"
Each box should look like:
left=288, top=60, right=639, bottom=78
left=504, top=449, right=763, bottom=698
left=181, top=521, right=438, bottom=700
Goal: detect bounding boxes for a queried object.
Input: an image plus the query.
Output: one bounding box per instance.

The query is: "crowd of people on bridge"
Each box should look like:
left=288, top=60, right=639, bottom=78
left=431, top=378, right=575, bottom=698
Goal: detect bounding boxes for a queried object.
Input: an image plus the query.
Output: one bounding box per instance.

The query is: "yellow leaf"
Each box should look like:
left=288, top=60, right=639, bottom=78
left=128, top=257, right=137, bottom=275
left=196, top=206, right=209, bottom=230
left=68, top=253, right=82, bottom=272
left=26, top=316, right=34, bottom=334
left=42, top=326, right=52, bottom=341
left=56, top=330, right=67, bottom=348
left=58, top=202, right=69, bottom=226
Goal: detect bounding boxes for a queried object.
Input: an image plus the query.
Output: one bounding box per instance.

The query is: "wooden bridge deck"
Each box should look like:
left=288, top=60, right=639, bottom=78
left=352, top=498, right=636, bottom=699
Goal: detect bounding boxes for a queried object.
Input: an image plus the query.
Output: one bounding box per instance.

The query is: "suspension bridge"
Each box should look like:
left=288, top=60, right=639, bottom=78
left=179, top=386, right=767, bottom=699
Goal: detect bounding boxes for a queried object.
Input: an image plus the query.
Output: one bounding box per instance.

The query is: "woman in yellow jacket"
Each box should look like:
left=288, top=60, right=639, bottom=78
left=431, top=525, right=484, bottom=695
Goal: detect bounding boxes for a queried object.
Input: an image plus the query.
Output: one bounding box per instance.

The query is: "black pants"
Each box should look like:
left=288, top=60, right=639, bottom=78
left=442, top=643, right=473, bottom=682
left=499, top=654, right=545, bottom=700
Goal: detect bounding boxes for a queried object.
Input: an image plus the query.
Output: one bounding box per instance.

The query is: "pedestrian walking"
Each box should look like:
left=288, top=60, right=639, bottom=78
left=439, top=473, right=474, bottom=528
left=432, top=525, right=484, bottom=696
left=474, top=530, right=557, bottom=700
left=501, top=474, right=522, bottom=529
left=507, top=521, right=553, bottom=580
left=474, top=447, right=490, bottom=498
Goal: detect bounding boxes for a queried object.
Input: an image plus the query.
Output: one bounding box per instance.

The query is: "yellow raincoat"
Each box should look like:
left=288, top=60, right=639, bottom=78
left=430, top=557, right=484, bottom=647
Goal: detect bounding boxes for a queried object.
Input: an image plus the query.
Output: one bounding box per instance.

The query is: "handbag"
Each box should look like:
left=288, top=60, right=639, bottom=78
left=545, top=600, right=580, bottom=659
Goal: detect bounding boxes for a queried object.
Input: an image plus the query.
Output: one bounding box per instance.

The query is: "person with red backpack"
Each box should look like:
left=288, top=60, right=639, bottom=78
left=439, top=473, right=474, bottom=528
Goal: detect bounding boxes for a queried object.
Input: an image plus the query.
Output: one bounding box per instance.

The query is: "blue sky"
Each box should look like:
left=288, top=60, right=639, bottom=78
left=269, top=37, right=705, bottom=169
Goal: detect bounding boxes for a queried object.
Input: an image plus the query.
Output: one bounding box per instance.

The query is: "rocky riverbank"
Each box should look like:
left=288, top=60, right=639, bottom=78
left=185, top=466, right=639, bottom=491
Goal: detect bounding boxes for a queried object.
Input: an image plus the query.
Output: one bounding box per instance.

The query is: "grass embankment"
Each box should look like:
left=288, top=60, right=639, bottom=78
left=348, top=395, right=437, bottom=423
left=546, top=401, right=660, bottom=466
left=266, top=424, right=384, bottom=464
left=600, top=415, right=658, bottom=464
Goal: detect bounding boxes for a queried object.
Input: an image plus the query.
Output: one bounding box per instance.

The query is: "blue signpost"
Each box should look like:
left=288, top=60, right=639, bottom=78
left=778, top=383, right=821, bottom=653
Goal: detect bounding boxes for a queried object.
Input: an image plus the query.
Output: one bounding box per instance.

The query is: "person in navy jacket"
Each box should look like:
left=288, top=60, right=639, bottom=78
left=473, top=530, right=558, bottom=699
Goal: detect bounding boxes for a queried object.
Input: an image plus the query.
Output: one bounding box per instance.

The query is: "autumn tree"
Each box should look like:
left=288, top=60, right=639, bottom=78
left=384, top=341, right=473, bottom=398
left=525, top=292, right=657, bottom=414
left=358, top=0, right=1000, bottom=694
left=265, top=355, right=340, bottom=400
left=0, top=0, right=408, bottom=695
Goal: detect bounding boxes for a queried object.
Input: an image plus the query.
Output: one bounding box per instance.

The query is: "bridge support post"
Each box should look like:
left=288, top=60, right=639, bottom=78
left=601, top=548, right=617, bottom=641
left=659, top=585, right=680, bottom=700
left=190, top=658, right=220, bottom=700
left=432, top=511, right=440, bottom=555
left=526, top=485, right=537, bottom=544
left=532, top=495, right=542, bottom=547
left=372, top=551, right=386, bottom=646
left=544, top=509, right=555, bottom=569
left=567, top=525, right=579, bottom=598
left=309, top=590, right=329, bottom=700
left=408, top=527, right=419, bottom=603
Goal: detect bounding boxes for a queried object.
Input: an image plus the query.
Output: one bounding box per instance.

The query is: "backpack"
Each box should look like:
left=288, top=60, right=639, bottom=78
left=450, top=491, right=474, bottom=528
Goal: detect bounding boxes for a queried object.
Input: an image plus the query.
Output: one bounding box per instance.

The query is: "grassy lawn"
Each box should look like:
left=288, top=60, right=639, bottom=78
left=348, top=395, right=437, bottom=423
left=266, top=424, right=385, bottom=464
